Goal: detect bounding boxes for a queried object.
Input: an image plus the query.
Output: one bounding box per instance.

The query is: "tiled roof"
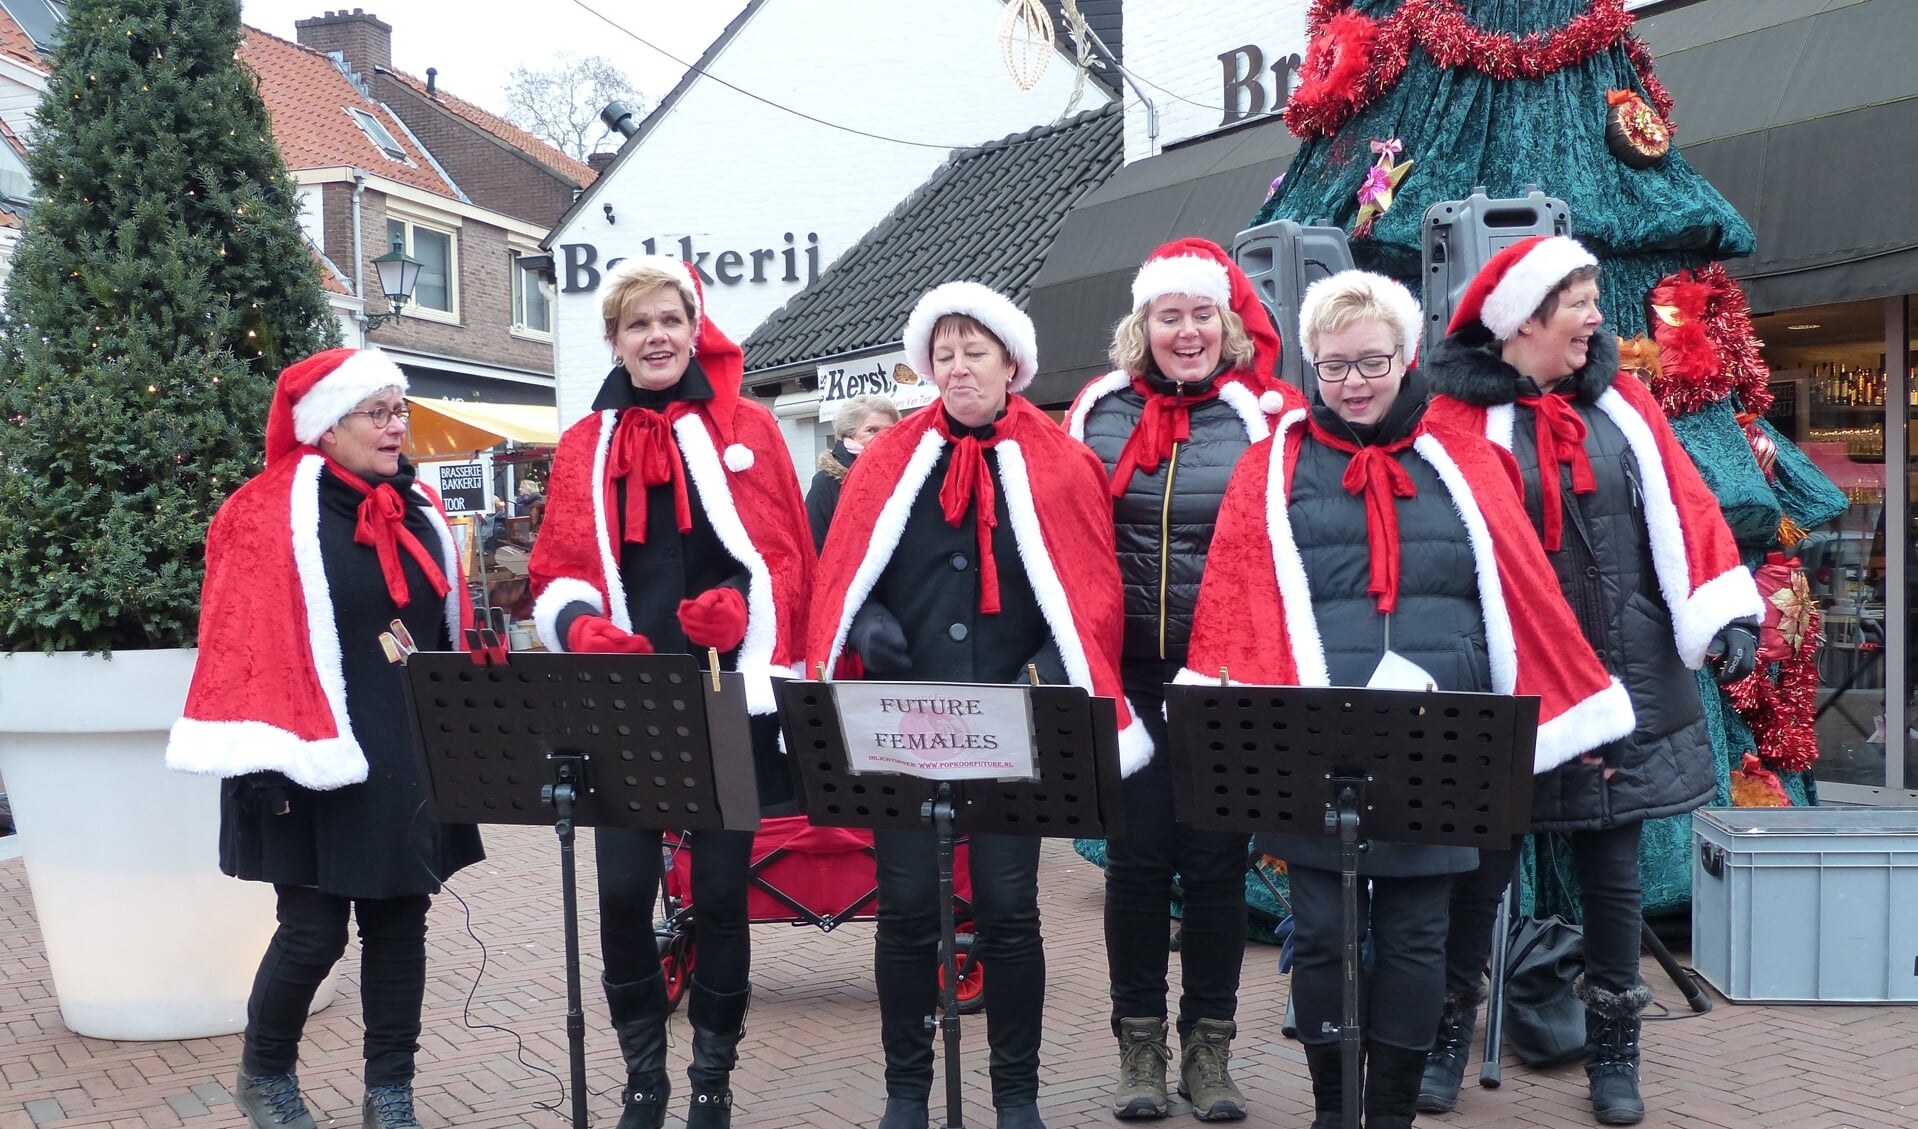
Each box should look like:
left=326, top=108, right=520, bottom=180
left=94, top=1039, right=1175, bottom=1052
left=236, top=25, right=461, bottom=200
left=379, top=68, right=597, bottom=187
left=743, top=102, right=1123, bottom=372
left=0, top=4, right=44, bottom=71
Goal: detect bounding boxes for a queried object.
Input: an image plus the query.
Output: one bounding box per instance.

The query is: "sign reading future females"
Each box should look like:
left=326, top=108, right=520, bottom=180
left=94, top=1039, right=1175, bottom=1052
left=817, top=350, right=939, bottom=422
left=436, top=462, right=487, bottom=514
left=834, top=682, right=1038, bottom=781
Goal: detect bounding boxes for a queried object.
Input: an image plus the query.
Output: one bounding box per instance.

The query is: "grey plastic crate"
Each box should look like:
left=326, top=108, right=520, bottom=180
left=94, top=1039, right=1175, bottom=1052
left=1691, top=807, right=1918, bottom=1003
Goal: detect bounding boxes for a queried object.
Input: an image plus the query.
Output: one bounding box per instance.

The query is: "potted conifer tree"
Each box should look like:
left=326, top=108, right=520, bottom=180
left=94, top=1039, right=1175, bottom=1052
left=0, top=0, right=339, bottom=1038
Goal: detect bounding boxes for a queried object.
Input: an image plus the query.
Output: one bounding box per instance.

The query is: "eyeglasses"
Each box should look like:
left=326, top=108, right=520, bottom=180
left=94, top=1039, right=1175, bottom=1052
left=343, top=406, right=411, bottom=428
left=1312, top=351, right=1399, bottom=383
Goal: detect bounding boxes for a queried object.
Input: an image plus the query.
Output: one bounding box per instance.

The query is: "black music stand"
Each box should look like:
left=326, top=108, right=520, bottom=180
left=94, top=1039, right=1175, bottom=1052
left=777, top=679, right=1126, bottom=1129
left=403, top=651, right=762, bottom=1129
left=1165, top=683, right=1537, bottom=1129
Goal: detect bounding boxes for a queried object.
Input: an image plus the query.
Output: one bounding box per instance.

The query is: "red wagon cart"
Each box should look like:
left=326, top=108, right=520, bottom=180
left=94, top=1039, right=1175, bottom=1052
left=656, top=814, right=983, bottom=1014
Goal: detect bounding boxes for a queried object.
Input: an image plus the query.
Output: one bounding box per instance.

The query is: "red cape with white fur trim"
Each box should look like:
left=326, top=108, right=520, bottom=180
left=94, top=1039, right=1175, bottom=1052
left=1427, top=374, right=1762, bottom=667
left=165, top=452, right=471, bottom=790
left=529, top=397, right=812, bottom=715
left=1063, top=366, right=1305, bottom=446
left=1176, top=409, right=1634, bottom=773
left=808, top=396, right=1151, bottom=774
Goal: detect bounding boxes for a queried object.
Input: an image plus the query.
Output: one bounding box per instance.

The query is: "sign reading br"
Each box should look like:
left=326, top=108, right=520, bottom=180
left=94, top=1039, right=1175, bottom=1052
left=558, top=234, right=822, bottom=293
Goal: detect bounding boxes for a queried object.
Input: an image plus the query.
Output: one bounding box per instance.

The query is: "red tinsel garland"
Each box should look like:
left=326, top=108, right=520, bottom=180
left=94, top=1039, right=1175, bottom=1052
left=1288, top=0, right=1671, bottom=140
left=1646, top=262, right=1772, bottom=416
left=1725, top=600, right=1823, bottom=774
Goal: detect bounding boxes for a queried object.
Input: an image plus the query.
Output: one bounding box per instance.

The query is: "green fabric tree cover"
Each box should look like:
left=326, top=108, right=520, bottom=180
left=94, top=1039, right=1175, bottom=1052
left=0, top=0, right=338, bottom=652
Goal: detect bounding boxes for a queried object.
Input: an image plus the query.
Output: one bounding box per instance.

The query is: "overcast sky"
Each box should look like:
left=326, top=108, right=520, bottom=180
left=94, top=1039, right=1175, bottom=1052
left=238, top=0, right=746, bottom=118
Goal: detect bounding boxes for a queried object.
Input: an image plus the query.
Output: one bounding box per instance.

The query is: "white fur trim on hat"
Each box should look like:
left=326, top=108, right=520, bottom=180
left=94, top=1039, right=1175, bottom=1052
left=602, top=254, right=703, bottom=328
left=291, top=349, right=408, bottom=446
left=1297, top=270, right=1424, bottom=366
left=1131, top=253, right=1231, bottom=312
left=902, top=281, right=1039, bottom=394
left=1480, top=237, right=1598, bottom=341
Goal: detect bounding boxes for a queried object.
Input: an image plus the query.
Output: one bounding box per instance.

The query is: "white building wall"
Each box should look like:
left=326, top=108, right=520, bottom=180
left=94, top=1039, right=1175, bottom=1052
left=1120, top=0, right=1309, bottom=163
left=0, top=55, right=46, bottom=141
left=550, top=0, right=1111, bottom=427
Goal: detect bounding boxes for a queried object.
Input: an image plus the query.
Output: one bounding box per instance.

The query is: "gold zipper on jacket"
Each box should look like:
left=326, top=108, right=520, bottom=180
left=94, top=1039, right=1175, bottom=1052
left=1158, top=440, right=1181, bottom=660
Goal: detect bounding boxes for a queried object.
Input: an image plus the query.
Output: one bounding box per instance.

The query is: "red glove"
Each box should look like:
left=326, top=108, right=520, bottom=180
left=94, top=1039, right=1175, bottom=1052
left=566, top=615, right=654, bottom=654
left=678, top=587, right=749, bottom=651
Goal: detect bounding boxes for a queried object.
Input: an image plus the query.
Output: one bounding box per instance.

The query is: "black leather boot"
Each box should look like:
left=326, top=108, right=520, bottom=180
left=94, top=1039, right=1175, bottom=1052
left=1416, top=985, right=1483, bottom=1113
left=1302, top=1043, right=1344, bottom=1129
left=604, top=972, right=671, bottom=1129
left=1580, top=978, right=1653, bottom=1125
left=1363, top=1043, right=1429, bottom=1129
left=685, top=979, right=751, bottom=1129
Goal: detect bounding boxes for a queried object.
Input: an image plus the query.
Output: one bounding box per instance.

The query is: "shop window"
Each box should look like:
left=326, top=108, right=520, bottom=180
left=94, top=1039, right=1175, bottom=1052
left=511, top=253, right=553, bottom=337
left=386, top=218, right=456, bottom=317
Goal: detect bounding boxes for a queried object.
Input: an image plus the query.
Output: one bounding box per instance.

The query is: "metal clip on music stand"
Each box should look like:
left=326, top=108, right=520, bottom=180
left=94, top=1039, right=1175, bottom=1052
left=404, top=651, right=761, bottom=1129
left=777, top=680, right=1127, bottom=1129
left=1165, top=682, right=1538, bottom=1129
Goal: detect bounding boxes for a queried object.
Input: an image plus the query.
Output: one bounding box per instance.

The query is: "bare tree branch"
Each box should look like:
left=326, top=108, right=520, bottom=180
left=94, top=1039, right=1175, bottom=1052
left=502, top=53, right=645, bottom=160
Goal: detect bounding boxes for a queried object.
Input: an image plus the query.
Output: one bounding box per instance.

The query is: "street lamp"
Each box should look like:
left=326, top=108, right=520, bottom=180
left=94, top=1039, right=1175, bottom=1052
left=363, top=246, right=423, bottom=332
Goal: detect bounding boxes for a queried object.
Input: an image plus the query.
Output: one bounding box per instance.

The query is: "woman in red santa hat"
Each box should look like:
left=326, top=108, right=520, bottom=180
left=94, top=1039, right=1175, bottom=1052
left=810, top=281, right=1145, bottom=1129
left=1064, top=236, right=1303, bottom=1122
left=1420, top=236, right=1761, bottom=1126
left=167, top=348, right=484, bottom=1129
left=528, top=256, right=813, bottom=1129
left=1176, top=269, right=1634, bottom=1129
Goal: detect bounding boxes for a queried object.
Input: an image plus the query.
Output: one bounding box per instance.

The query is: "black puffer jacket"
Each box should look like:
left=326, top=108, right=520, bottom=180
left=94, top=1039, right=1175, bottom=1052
left=1425, top=325, right=1714, bottom=831
left=806, top=440, right=855, bottom=551
left=1077, top=368, right=1260, bottom=664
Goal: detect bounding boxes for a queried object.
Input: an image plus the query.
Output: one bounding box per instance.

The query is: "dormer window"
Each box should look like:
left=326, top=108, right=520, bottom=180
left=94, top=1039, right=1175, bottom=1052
left=349, top=108, right=408, bottom=162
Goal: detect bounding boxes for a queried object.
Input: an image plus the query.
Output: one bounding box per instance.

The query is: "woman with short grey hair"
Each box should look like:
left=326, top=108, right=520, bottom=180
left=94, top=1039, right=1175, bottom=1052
left=806, top=393, right=899, bottom=549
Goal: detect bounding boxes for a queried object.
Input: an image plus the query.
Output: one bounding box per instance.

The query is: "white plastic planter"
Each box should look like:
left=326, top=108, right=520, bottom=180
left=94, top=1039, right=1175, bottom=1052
left=0, top=649, right=337, bottom=1039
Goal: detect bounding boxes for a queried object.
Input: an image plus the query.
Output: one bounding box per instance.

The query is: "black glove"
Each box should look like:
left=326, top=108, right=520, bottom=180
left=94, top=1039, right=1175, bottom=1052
left=849, top=601, right=912, bottom=678
left=1707, top=620, right=1759, bottom=685
left=235, top=770, right=296, bottom=817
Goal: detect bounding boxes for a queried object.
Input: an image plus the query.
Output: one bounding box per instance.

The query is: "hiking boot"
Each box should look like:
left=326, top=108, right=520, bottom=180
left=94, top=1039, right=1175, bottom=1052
left=1177, top=1018, right=1246, bottom=1121
left=361, top=1083, right=423, bottom=1129
left=1417, top=986, right=1483, bottom=1113
left=1112, top=1017, right=1171, bottom=1119
left=235, top=1070, right=316, bottom=1129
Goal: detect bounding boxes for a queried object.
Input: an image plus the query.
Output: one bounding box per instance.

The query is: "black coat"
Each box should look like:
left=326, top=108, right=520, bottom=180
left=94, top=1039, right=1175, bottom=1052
left=806, top=441, right=855, bottom=552
left=220, top=462, right=485, bottom=899
left=1077, top=371, right=1253, bottom=665
left=1425, top=326, right=1715, bottom=831
left=1256, top=378, right=1483, bottom=877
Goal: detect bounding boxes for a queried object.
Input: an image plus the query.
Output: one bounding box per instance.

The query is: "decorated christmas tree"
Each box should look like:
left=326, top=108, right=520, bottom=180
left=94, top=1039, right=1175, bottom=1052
left=1253, top=0, right=1848, bottom=913
left=0, top=0, right=338, bottom=652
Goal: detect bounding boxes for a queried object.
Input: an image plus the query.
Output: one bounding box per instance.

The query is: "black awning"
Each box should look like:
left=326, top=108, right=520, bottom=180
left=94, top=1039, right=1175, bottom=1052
left=1637, top=0, right=1918, bottom=312
left=1024, top=119, right=1300, bottom=406
left=398, top=364, right=556, bottom=406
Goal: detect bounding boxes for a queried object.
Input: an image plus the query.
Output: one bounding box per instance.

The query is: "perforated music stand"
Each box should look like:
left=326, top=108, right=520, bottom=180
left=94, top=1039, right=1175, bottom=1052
left=777, top=679, right=1126, bottom=1129
left=404, top=651, right=761, bottom=1129
left=1165, top=683, right=1537, bottom=1129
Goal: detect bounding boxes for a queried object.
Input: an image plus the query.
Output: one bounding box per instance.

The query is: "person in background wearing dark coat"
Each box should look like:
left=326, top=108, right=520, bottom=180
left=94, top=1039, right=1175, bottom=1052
left=1065, top=237, right=1302, bottom=1122
left=807, top=393, right=899, bottom=549
left=167, top=348, right=485, bottom=1129
left=1423, top=237, right=1761, bottom=1126
left=1178, top=271, right=1634, bottom=1129
left=809, top=283, right=1149, bottom=1129
left=529, top=257, right=814, bottom=1129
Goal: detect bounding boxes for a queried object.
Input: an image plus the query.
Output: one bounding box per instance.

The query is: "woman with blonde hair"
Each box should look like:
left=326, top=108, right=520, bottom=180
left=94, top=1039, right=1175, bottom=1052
left=807, top=393, right=900, bottom=549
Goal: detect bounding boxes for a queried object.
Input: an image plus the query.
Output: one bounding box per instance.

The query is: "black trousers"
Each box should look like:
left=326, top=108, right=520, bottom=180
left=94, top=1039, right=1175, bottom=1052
left=1443, top=821, right=1644, bottom=999
left=873, top=829, right=1043, bottom=1109
left=596, top=826, right=754, bottom=992
left=1103, top=671, right=1248, bottom=1035
left=1288, top=867, right=1453, bottom=1052
left=242, top=885, right=431, bottom=1085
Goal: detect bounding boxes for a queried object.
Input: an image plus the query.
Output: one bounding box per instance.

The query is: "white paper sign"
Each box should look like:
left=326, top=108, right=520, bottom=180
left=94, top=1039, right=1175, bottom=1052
left=833, top=682, right=1037, bottom=781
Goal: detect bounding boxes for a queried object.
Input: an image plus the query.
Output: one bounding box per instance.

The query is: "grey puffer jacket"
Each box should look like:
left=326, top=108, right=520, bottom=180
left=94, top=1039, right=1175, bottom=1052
left=1074, top=368, right=1269, bottom=665
left=1425, top=325, right=1714, bottom=831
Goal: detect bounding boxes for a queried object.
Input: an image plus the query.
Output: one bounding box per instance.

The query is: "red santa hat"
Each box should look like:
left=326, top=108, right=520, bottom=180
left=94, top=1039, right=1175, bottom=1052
left=601, top=254, right=756, bottom=470
left=265, top=347, right=407, bottom=463
left=902, top=281, right=1039, bottom=393
left=1297, top=269, right=1424, bottom=365
left=1446, top=235, right=1600, bottom=340
left=1131, top=237, right=1287, bottom=405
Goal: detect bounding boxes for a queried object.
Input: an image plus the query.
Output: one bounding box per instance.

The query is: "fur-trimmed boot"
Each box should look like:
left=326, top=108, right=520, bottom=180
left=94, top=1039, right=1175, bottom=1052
left=1363, top=1043, right=1429, bottom=1129
left=685, top=979, right=752, bottom=1128
left=1302, top=1044, right=1345, bottom=1129
left=1579, top=977, right=1653, bottom=1126
left=603, top=972, right=671, bottom=1129
left=1416, top=985, right=1484, bottom=1113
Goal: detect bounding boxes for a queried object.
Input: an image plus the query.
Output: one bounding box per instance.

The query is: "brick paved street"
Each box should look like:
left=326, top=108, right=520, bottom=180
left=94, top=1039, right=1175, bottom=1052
left=4, top=827, right=1915, bottom=1128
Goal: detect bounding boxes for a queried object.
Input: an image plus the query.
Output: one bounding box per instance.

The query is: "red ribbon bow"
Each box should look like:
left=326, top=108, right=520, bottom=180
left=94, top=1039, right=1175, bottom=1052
left=606, top=405, right=694, bottom=544
left=1108, top=376, right=1222, bottom=497
left=1517, top=393, right=1596, bottom=552
left=1307, top=420, right=1419, bottom=614
left=935, top=415, right=1003, bottom=616
left=327, top=460, right=451, bottom=609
